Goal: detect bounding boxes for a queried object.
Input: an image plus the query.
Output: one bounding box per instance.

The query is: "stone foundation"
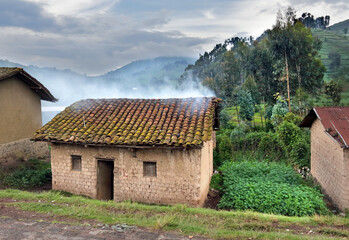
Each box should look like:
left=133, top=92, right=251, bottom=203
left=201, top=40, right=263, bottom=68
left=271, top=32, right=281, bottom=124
left=0, top=139, right=49, bottom=165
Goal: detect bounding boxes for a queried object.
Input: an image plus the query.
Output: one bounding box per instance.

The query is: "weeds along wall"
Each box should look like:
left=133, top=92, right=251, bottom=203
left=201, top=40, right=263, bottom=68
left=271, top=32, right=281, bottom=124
left=50, top=140, right=213, bottom=207
left=310, top=119, right=349, bottom=211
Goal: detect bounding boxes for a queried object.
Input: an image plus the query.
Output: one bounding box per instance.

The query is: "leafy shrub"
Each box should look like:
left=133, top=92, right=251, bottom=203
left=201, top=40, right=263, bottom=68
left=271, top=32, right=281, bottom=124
left=218, top=181, right=328, bottom=216
left=282, top=112, right=302, bottom=125
left=214, top=134, right=233, bottom=168
left=230, top=125, right=246, bottom=150
left=244, top=132, right=267, bottom=151
left=271, top=101, right=289, bottom=125
left=276, top=121, right=310, bottom=167
left=219, top=108, right=234, bottom=129
left=289, top=136, right=311, bottom=167
left=4, top=159, right=51, bottom=188
left=264, top=105, right=273, bottom=120
left=258, top=132, right=284, bottom=158
left=276, top=121, right=301, bottom=146
left=217, top=161, right=328, bottom=216
left=220, top=161, right=302, bottom=186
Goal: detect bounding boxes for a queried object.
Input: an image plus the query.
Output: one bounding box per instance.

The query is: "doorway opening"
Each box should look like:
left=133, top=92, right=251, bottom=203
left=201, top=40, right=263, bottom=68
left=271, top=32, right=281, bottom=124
left=97, top=159, right=114, bottom=200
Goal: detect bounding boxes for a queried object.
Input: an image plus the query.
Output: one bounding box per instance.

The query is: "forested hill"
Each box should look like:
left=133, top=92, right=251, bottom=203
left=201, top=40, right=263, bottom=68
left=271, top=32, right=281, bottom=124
left=180, top=10, right=349, bottom=109
left=312, top=20, right=349, bottom=82
left=0, top=56, right=194, bottom=107
left=327, top=19, right=349, bottom=33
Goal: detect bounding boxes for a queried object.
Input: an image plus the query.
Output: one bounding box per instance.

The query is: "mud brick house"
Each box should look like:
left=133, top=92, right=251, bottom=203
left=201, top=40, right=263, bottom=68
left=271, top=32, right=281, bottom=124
left=0, top=67, right=56, bottom=164
left=300, top=107, right=349, bottom=211
left=33, top=97, right=221, bottom=206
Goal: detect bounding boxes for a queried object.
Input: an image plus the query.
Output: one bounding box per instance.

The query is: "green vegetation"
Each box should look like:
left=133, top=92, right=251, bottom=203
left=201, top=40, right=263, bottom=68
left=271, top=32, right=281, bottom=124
left=312, top=28, right=349, bottom=80
left=215, top=113, right=310, bottom=167
left=311, top=27, right=349, bottom=105
left=2, top=159, right=51, bottom=189
left=0, top=189, right=348, bottom=239
left=181, top=8, right=325, bottom=111
left=215, top=161, right=328, bottom=216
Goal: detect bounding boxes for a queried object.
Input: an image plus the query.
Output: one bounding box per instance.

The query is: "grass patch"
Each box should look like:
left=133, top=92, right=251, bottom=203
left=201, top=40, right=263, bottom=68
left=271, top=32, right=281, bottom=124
left=0, top=189, right=348, bottom=239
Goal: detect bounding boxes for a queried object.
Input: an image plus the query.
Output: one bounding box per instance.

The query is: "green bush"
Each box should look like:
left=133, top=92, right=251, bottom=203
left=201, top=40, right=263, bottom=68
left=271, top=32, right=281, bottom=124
left=276, top=121, right=301, bottom=146
left=4, top=159, right=51, bottom=188
left=258, top=132, right=284, bottom=159
left=217, top=161, right=328, bottom=216
left=282, top=112, right=302, bottom=125
left=214, top=134, right=233, bottom=168
left=276, top=121, right=311, bottom=167
left=218, top=181, right=328, bottom=216
left=220, top=161, right=302, bottom=186
left=289, top=137, right=311, bottom=167
left=230, top=125, right=246, bottom=150
left=244, top=132, right=267, bottom=151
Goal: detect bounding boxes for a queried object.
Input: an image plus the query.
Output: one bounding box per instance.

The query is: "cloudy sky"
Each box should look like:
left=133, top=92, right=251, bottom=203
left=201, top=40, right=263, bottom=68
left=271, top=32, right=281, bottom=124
left=0, top=0, right=348, bottom=75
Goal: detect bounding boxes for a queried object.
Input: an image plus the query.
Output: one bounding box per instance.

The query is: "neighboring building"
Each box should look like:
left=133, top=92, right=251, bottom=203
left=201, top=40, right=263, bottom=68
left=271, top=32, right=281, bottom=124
left=0, top=67, right=56, bottom=164
left=300, top=107, right=349, bottom=211
left=0, top=67, right=57, bottom=144
left=33, top=97, right=221, bottom=206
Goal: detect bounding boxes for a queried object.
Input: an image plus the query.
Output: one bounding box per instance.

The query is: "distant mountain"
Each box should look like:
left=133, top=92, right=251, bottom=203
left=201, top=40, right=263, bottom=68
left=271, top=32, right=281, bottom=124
left=0, top=57, right=196, bottom=123
left=0, top=57, right=195, bottom=105
left=101, top=57, right=194, bottom=90
left=327, top=19, right=349, bottom=34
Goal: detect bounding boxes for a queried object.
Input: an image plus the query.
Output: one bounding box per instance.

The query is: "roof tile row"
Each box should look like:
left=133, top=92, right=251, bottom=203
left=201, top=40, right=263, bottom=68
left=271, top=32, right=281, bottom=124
left=34, top=97, right=221, bottom=147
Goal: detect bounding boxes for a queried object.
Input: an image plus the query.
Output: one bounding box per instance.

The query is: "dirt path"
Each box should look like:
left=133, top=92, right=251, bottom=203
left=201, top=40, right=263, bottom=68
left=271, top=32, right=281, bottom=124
left=0, top=203, right=208, bottom=240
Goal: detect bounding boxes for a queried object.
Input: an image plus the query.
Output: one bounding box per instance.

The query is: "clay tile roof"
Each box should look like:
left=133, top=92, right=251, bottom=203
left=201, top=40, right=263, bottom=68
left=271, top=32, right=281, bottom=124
left=0, top=67, right=57, bottom=102
left=33, top=97, right=221, bottom=148
left=300, top=107, right=349, bottom=148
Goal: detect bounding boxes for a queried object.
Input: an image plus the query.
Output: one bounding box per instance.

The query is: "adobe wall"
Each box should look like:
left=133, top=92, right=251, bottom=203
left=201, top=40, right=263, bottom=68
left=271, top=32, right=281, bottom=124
left=310, top=119, right=347, bottom=211
left=199, top=140, right=213, bottom=206
left=50, top=142, right=214, bottom=206
left=342, top=148, right=349, bottom=211
left=0, top=139, right=49, bottom=165
left=0, top=76, right=42, bottom=144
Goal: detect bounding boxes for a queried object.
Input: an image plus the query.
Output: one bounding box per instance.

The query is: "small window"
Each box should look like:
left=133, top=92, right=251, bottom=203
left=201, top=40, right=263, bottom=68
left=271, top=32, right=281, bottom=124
left=71, top=155, right=82, bottom=171
left=143, top=162, right=156, bottom=177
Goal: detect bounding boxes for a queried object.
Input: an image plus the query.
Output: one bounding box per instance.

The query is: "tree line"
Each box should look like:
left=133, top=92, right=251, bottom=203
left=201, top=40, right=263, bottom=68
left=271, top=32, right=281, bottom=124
left=179, top=8, right=332, bottom=118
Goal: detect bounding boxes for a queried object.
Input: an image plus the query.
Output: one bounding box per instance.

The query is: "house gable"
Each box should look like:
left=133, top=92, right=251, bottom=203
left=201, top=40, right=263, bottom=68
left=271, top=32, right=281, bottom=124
left=300, top=107, right=349, bottom=148
left=0, top=67, right=57, bottom=102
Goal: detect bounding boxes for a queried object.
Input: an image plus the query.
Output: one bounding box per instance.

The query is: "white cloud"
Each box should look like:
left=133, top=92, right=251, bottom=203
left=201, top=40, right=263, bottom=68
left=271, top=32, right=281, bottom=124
left=202, top=10, right=216, bottom=20
left=23, top=0, right=120, bottom=16
left=1, top=0, right=348, bottom=75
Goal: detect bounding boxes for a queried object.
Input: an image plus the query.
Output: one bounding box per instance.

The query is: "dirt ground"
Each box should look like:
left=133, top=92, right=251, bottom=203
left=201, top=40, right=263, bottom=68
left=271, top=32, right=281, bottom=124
left=0, top=200, right=208, bottom=240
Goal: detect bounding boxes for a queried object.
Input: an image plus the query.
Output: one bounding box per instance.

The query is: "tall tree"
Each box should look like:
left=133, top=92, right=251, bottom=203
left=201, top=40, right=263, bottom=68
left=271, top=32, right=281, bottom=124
left=267, top=7, right=297, bottom=111
left=267, top=7, right=325, bottom=111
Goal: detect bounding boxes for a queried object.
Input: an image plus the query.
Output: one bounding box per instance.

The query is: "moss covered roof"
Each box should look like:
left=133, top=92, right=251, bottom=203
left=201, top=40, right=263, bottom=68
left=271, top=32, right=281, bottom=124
left=34, top=97, right=221, bottom=148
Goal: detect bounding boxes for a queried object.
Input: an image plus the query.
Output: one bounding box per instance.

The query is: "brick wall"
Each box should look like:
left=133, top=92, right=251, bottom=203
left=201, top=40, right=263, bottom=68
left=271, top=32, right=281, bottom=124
left=50, top=141, right=213, bottom=206
left=311, top=119, right=348, bottom=211
left=343, top=149, right=349, bottom=210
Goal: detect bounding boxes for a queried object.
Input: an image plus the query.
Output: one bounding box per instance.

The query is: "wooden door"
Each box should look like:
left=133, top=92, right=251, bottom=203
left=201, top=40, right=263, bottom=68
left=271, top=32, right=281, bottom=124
left=97, top=160, right=114, bottom=200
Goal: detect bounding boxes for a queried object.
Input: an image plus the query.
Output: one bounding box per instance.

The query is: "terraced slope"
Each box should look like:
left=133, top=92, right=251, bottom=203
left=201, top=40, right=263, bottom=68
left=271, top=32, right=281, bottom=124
left=312, top=28, right=349, bottom=81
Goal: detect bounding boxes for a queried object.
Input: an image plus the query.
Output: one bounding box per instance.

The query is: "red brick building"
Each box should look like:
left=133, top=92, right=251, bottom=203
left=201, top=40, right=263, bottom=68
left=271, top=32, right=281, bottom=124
left=300, top=107, right=349, bottom=211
